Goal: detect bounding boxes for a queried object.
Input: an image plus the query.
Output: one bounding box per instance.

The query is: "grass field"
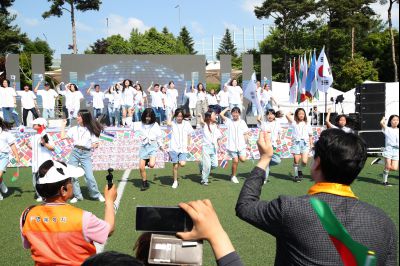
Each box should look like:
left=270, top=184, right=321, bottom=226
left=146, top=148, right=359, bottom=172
left=0, top=158, right=398, bottom=265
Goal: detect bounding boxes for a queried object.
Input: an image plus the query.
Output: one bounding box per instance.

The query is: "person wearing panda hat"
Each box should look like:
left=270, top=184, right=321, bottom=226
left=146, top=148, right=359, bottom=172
left=20, top=160, right=117, bottom=265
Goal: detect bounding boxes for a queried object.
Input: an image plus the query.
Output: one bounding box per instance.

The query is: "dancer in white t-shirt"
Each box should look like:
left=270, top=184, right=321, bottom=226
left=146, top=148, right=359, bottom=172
left=286, top=108, right=313, bottom=182
left=86, top=83, right=105, bottom=119
left=17, top=84, right=40, bottom=126
left=224, top=79, right=243, bottom=112
left=380, top=115, right=399, bottom=187
left=166, top=108, right=194, bottom=189
left=220, top=107, right=250, bottom=184
left=34, top=81, right=58, bottom=119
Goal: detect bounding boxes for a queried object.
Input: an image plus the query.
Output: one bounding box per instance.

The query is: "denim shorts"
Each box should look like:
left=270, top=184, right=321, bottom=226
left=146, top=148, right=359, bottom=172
left=383, top=146, right=399, bottom=160
left=291, top=140, right=310, bottom=155
left=139, top=143, right=158, bottom=159
left=123, top=104, right=133, bottom=110
left=227, top=149, right=247, bottom=159
left=169, top=151, right=187, bottom=163
left=0, top=152, right=9, bottom=172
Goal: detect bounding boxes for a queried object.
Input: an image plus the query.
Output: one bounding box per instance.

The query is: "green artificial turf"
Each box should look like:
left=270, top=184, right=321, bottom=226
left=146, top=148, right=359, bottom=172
left=0, top=158, right=398, bottom=265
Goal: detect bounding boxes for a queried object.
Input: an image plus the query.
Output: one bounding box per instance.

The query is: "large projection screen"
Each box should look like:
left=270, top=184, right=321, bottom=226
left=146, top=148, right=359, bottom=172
left=61, top=54, right=206, bottom=106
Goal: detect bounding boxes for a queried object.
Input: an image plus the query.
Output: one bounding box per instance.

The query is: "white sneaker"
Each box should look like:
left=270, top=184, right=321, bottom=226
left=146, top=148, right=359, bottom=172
left=70, top=197, right=79, bottom=204
left=231, top=176, right=239, bottom=184
left=370, top=158, right=381, bottom=165
left=0, top=193, right=3, bottom=200
left=36, top=196, right=43, bottom=202
left=0, top=182, right=8, bottom=194
left=172, top=180, right=178, bottom=189
left=97, top=194, right=105, bottom=202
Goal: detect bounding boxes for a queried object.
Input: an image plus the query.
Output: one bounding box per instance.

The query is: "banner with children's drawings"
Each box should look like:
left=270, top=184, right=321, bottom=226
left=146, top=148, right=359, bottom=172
left=9, top=126, right=323, bottom=170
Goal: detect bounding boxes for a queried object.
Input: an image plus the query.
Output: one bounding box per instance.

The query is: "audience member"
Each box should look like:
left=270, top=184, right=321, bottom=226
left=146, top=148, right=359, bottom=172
left=236, top=128, right=397, bottom=265
left=83, top=251, right=143, bottom=266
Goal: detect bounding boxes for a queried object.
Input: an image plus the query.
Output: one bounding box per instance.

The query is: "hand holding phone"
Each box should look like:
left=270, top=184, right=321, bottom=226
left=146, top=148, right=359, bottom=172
left=136, top=206, right=193, bottom=233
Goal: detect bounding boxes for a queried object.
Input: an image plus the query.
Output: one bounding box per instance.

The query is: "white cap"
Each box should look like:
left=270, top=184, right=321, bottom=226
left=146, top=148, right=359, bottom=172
left=31, top=118, right=48, bottom=127
left=36, top=160, right=85, bottom=184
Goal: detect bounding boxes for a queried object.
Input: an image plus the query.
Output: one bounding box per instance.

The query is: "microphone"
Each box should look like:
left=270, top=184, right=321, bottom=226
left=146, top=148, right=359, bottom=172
left=106, top=168, right=114, bottom=190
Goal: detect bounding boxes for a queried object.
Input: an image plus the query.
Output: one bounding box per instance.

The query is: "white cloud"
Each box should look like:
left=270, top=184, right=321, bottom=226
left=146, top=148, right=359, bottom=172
left=76, top=21, right=93, bottom=32
left=190, top=21, right=205, bottom=35
left=241, top=0, right=264, bottom=13
left=223, top=22, right=241, bottom=32
left=105, top=14, right=150, bottom=38
left=23, top=18, right=39, bottom=27
left=371, top=2, right=399, bottom=29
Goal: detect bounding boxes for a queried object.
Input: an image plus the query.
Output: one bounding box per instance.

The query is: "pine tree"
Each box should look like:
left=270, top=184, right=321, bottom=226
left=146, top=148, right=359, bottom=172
left=178, top=26, right=197, bottom=54
left=216, top=29, right=237, bottom=60
left=162, top=27, right=169, bottom=35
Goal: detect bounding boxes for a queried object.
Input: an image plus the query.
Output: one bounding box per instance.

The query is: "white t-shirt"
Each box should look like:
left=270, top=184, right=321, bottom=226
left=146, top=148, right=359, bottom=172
left=197, top=91, right=206, bottom=102
left=122, top=86, right=136, bottom=106
left=169, top=120, right=194, bottom=153
left=0, top=87, right=17, bottom=108
left=225, top=118, right=249, bottom=152
left=59, top=90, right=83, bottom=110
left=166, top=89, right=178, bottom=108
left=260, top=90, right=272, bottom=106
left=17, top=90, right=36, bottom=109
left=90, top=91, right=105, bottom=109
left=260, top=120, right=282, bottom=147
left=227, top=86, right=243, bottom=105
left=383, top=127, right=399, bottom=148
left=37, top=89, right=58, bottom=109
left=134, top=91, right=147, bottom=106
left=217, top=90, right=229, bottom=107
left=133, top=122, right=163, bottom=146
left=150, top=91, right=164, bottom=108
left=202, top=123, right=222, bottom=148
left=185, top=91, right=197, bottom=109
left=30, top=131, right=54, bottom=173
left=290, top=121, right=313, bottom=141
left=67, top=126, right=99, bottom=149
left=0, top=130, right=15, bottom=153
left=112, top=91, right=123, bottom=108
left=207, top=94, right=218, bottom=105
left=330, top=124, right=354, bottom=134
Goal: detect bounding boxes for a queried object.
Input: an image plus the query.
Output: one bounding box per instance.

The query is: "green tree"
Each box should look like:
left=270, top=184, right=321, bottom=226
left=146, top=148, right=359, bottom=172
left=85, top=38, right=109, bottom=54
left=42, top=0, right=102, bottom=54
left=255, top=0, right=317, bottom=78
left=216, top=29, right=237, bottom=60
left=178, top=26, right=197, bottom=54
left=105, top=35, right=131, bottom=54
left=379, top=0, right=399, bottom=81
left=0, top=0, right=14, bottom=15
left=336, top=55, right=379, bottom=91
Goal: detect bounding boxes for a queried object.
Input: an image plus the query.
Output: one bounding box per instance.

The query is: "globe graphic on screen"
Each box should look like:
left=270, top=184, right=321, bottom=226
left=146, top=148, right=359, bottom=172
left=83, top=60, right=188, bottom=105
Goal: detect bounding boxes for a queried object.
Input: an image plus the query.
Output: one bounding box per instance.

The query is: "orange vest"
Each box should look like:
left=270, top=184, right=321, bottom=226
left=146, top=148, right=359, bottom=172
left=22, top=204, right=96, bottom=266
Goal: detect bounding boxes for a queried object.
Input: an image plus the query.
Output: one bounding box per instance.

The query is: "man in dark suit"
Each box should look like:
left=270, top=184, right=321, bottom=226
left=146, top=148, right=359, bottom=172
left=236, top=129, right=397, bottom=265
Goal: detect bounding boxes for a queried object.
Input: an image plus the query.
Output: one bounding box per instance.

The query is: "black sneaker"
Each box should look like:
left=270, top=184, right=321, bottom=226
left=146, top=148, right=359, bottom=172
left=141, top=180, right=149, bottom=191
left=383, top=182, right=392, bottom=187
left=293, top=176, right=301, bottom=183
left=144, top=159, right=150, bottom=167
left=298, top=171, right=304, bottom=180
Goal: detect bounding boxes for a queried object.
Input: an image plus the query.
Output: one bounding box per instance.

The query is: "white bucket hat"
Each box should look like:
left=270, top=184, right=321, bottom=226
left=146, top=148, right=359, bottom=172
left=36, top=160, right=85, bottom=184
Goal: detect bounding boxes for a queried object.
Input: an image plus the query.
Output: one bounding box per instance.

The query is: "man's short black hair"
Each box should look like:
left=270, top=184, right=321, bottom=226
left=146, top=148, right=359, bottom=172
left=82, top=251, right=144, bottom=266
left=314, top=128, right=367, bottom=185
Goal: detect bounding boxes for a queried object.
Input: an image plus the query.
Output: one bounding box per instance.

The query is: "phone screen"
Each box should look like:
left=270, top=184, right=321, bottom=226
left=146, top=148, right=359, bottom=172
left=136, top=206, right=193, bottom=233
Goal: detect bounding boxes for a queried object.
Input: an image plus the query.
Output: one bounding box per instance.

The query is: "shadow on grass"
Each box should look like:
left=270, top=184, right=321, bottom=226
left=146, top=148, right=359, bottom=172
left=355, top=175, right=385, bottom=185
left=6, top=186, right=24, bottom=198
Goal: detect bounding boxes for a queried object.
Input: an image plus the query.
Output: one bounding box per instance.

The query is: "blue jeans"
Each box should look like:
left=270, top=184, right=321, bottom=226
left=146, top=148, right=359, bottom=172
left=94, top=108, right=103, bottom=118
left=42, top=109, right=55, bottom=119
left=152, top=107, right=165, bottom=123
left=134, top=106, right=143, bottom=122
left=265, top=152, right=282, bottom=181
left=200, top=145, right=218, bottom=183
left=68, top=148, right=101, bottom=199
left=2, top=107, right=20, bottom=126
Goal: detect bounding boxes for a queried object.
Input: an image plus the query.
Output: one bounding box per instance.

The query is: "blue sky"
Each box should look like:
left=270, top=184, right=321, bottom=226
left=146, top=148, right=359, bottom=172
left=10, top=0, right=399, bottom=60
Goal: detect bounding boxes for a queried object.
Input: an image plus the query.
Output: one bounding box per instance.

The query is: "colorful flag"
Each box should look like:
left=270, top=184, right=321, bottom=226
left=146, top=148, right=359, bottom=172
left=100, top=131, right=116, bottom=142
left=306, top=50, right=317, bottom=98
left=289, top=59, right=298, bottom=104
left=310, top=198, right=377, bottom=266
left=316, top=47, right=333, bottom=93
left=298, top=54, right=308, bottom=102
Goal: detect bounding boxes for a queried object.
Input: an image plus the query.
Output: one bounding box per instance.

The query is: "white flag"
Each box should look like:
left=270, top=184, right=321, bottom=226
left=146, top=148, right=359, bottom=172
left=316, top=47, right=333, bottom=93
left=244, top=72, right=263, bottom=115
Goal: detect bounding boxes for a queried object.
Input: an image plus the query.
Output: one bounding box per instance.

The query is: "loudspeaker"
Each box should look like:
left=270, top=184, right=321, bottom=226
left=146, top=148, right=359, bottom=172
left=347, top=113, right=360, bottom=130
left=355, top=102, right=385, bottom=113
left=356, top=83, right=386, bottom=95
left=359, top=113, right=384, bottom=130
left=358, top=131, right=385, bottom=149
left=356, top=93, right=385, bottom=103
left=318, top=112, right=337, bottom=126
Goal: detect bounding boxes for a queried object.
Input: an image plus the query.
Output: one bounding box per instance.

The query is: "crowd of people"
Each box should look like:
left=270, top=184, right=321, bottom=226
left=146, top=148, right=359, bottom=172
left=0, top=77, right=397, bottom=265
